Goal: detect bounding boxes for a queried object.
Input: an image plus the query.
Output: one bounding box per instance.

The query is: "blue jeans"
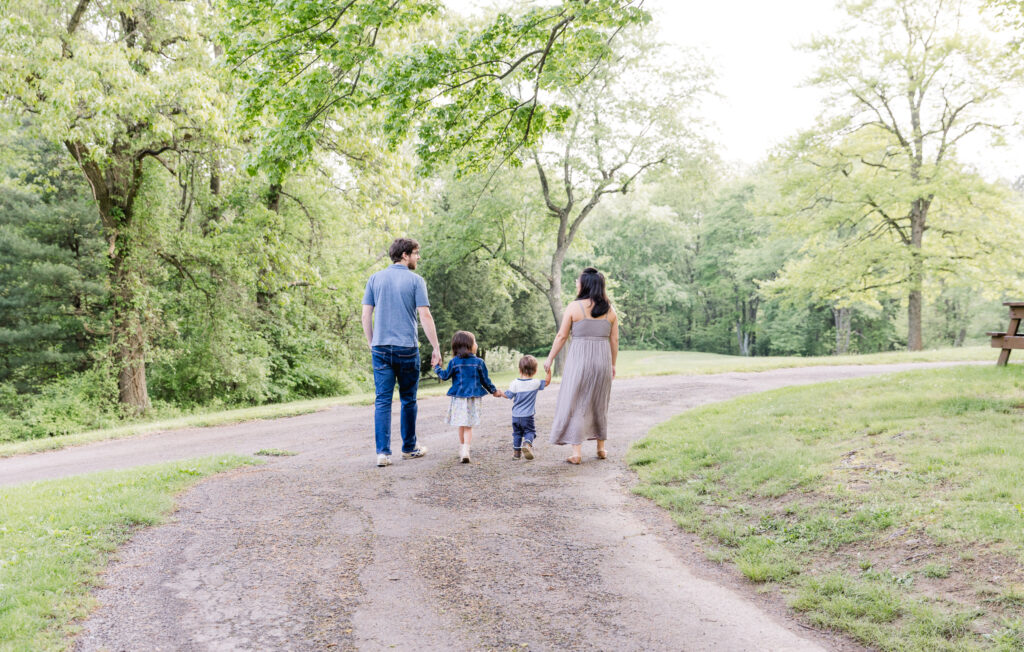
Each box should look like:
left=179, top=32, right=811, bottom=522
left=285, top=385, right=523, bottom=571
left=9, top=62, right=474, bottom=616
left=512, top=416, right=536, bottom=450
left=372, top=345, right=421, bottom=455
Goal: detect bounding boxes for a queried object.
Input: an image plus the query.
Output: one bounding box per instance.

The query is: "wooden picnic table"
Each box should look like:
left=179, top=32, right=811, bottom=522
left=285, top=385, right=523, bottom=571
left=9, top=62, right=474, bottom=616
left=988, top=301, right=1024, bottom=365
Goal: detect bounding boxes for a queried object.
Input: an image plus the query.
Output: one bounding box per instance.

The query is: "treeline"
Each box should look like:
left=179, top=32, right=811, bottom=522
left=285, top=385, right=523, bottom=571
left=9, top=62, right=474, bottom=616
left=2, top=0, right=1024, bottom=440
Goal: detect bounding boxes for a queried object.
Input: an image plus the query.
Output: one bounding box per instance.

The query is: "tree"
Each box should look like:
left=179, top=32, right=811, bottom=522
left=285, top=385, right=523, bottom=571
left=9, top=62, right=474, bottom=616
left=776, top=0, right=1024, bottom=350
left=432, top=30, right=713, bottom=367
left=0, top=0, right=230, bottom=411
left=222, top=0, right=650, bottom=181
left=0, top=128, right=107, bottom=388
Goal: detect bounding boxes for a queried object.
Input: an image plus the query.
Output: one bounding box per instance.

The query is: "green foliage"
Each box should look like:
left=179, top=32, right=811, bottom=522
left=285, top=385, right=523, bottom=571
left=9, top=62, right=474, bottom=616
left=224, top=0, right=650, bottom=179
left=763, top=0, right=1024, bottom=349
left=576, top=184, right=695, bottom=349
left=0, top=131, right=107, bottom=389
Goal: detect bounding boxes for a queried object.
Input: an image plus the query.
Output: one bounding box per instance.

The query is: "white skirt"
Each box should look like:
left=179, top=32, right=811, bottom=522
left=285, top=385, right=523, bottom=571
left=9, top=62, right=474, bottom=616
left=445, top=397, right=482, bottom=427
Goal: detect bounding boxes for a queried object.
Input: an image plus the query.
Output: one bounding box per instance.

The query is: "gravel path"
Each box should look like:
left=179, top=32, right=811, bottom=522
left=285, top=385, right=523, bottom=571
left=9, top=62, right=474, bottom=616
left=3, top=362, right=967, bottom=650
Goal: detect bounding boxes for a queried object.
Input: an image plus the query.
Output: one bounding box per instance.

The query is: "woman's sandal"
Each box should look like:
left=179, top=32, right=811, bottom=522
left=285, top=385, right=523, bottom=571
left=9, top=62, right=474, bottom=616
left=596, top=450, right=607, bottom=460
left=565, top=456, right=582, bottom=465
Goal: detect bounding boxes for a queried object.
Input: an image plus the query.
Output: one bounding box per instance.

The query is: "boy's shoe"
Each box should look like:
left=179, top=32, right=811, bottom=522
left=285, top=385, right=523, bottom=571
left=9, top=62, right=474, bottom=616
left=459, top=444, right=471, bottom=464
left=513, top=449, right=522, bottom=459
left=522, top=442, right=534, bottom=460
left=376, top=454, right=391, bottom=467
left=402, top=446, right=428, bottom=459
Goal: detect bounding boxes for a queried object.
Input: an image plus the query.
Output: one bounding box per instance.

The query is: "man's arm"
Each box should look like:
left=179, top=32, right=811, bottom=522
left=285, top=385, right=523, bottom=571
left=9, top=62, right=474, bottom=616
left=417, top=306, right=442, bottom=366
left=361, top=304, right=374, bottom=348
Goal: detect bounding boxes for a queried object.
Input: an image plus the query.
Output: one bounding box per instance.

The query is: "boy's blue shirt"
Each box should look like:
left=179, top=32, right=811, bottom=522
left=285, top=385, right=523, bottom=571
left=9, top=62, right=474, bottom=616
left=504, top=377, right=547, bottom=418
left=434, top=355, right=497, bottom=398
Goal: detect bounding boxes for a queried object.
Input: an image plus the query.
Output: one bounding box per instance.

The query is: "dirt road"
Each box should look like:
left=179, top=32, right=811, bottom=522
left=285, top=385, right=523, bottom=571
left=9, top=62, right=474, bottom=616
left=5, top=363, right=964, bottom=650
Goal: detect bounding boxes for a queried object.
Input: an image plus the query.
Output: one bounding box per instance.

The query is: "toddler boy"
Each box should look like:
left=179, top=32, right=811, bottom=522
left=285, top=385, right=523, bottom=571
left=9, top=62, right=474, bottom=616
left=502, top=355, right=551, bottom=460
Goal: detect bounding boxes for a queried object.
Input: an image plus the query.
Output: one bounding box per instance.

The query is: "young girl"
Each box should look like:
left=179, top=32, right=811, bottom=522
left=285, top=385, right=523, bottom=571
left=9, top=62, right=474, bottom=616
left=434, top=330, right=501, bottom=463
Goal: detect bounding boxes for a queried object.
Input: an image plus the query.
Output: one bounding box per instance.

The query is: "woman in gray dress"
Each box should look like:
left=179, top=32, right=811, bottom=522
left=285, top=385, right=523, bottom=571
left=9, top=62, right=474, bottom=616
left=544, top=267, right=619, bottom=464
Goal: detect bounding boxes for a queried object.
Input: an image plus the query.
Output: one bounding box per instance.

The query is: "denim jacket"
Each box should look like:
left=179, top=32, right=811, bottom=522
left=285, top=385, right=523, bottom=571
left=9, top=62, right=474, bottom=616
left=434, top=355, right=497, bottom=398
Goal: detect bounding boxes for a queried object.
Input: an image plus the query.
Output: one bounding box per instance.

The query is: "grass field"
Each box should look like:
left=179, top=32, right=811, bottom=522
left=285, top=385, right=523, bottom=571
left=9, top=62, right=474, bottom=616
left=628, top=364, right=1024, bottom=651
left=0, top=456, right=257, bottom=651
left=0, top=346, right=996, bottom=458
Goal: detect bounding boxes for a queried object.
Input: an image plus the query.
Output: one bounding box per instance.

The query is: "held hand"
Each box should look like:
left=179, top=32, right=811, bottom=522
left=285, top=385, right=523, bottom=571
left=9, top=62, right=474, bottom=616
left=545, top=369, right=552, bottom=384
left=543, top=359, right=552, bottom=374
left=431, top=347, right=441, bottom=367
left=492, top=390, right=503, bottom=398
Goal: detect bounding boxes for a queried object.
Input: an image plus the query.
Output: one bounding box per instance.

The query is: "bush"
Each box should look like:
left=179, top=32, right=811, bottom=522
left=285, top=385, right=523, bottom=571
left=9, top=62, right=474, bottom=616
left=14, top=368, right=119, bottom=439
left=481, top=346, right=523, bottom=373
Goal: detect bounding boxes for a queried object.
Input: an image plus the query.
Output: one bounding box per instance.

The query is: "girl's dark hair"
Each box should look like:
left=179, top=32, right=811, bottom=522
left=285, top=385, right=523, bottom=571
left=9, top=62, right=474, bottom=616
left=451, top=330, right=476, bottom=358
left=577, top=267, right=610, bottom=318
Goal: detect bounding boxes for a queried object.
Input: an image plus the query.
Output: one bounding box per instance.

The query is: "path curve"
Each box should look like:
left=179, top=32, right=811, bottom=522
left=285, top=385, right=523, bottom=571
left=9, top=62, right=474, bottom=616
left=5, top=362, right=968, bottom=650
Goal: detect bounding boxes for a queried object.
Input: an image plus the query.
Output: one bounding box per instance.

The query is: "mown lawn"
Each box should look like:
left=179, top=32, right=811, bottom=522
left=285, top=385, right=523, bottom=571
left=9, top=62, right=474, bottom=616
left=0, top=456, right=257, bottom=651
left=629, top=365, right=1024, bottom=651
left=0, top=347, right=993, bottom=458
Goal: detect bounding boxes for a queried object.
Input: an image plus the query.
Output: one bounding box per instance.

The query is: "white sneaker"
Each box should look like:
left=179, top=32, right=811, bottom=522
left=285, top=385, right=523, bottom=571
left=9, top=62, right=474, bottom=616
left=402, top=446, right=428, bottom=459
left=459, top=444, right=471, bottom=464
left=376, top=454, right=391, bottom=467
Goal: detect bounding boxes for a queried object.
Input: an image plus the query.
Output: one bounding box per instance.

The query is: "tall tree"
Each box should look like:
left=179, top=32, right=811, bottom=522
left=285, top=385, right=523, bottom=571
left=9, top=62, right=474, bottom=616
left=781, top=0, right=1024, bottom=350
left=0, top=128, right=107, bottom=388
left=0, top=0, right=230, bottom=411
left=527, top=33, right=711, bottom=351
left=428, top=31, right=713, bottom=367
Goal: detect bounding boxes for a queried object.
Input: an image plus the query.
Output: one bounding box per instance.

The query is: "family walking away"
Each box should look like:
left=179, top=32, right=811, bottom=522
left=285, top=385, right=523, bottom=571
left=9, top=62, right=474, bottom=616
left=361, top=238, right=441, bottom=467
left=363, top=239, right=617, bottom=469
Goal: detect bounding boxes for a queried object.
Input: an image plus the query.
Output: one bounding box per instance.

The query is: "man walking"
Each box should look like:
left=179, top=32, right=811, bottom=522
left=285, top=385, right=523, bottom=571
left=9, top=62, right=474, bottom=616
left=362, top=238, right=442, bottom=467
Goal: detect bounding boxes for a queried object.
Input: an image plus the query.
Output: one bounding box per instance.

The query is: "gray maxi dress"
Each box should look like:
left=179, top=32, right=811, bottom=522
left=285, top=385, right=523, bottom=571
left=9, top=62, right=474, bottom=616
left=549, top=314, right=613, bottom=445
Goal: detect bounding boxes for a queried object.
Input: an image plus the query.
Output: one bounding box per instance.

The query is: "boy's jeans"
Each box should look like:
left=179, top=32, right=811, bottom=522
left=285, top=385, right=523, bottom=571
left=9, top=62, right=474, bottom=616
left=512, top=416, right=536, bottom=450
left=372, top=345, right=420, bottom=455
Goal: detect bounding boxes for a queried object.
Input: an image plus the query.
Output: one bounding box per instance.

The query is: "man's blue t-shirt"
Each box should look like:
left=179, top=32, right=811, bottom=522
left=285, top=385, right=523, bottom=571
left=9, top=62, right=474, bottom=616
left=362, top=264, right=430, bottom=347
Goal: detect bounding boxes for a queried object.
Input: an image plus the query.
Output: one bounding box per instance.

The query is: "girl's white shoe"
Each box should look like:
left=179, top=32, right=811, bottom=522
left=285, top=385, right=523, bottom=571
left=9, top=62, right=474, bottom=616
left=459, top=444, right=471, bottom=464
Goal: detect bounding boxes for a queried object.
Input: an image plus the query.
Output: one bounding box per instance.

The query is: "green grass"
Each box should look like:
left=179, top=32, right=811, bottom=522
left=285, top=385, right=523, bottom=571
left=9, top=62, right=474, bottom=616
left=0, top=346, right=995, bottom=459
left=629, top=364, right=1024, bottom=651
left=0, top=456, right=257, bottom=651
left=254, top=448, right=297, bottom=457
left=613, top=345, right=993, bottom=377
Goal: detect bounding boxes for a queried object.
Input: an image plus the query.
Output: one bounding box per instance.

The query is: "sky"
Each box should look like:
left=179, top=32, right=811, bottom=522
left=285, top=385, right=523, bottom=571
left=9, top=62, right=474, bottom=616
left=446, top=0, right=1024, bottom=181
left=649, top=0, right=1022, bottom=179
left=648, top=0, right=838, bottom=166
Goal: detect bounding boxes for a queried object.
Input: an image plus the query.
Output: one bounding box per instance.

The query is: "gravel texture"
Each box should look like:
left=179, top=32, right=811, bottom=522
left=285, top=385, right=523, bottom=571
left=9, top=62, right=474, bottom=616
left=1, top=363, right=968, bottom=651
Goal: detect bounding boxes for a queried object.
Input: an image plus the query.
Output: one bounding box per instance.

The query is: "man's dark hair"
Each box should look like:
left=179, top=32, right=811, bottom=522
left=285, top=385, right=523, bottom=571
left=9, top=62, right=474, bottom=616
left=577, top=267, right=611, bottom=318
left=518, top=355, right=538, bottom=376
left=451, top=330, right=476, bottom=358
left=389, top=238, right=420, bottom=263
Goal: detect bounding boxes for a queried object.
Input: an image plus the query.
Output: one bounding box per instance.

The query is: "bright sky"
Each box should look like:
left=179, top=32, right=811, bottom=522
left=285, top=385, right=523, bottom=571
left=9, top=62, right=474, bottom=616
left=446, top=0, right=1024, bottom=181
left=648, top=0, right=837, bottom=166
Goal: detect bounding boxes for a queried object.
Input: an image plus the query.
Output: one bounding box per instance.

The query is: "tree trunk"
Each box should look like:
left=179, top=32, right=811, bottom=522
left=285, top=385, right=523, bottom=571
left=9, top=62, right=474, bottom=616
left=256, top=182, right=282, bottom=310
left=833, top=306, right=851, bottom=355
left=109, top=225, right=151, bottom=414
left=906, top=198, right=929, bottom=351
left=65, top=141, right=152, bottom=413
left=546, top=251, right=567, bottom=374
left=954, top=327, right=966, bottom=347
